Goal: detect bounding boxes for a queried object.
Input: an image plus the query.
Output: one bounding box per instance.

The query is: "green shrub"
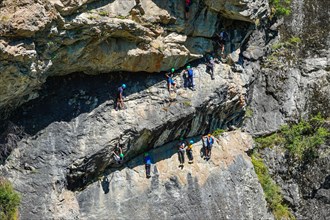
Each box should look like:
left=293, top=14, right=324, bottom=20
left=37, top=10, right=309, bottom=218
left=245, top=107, right=254, bottom=118
left=98, top=11, right=108, bottom=16
left=212, top=128, right=225, bottom=137
left=251, top=153, right=295, bottom=220
left=281, top=114, right=329, bottom=160
left=255, top=133, right=285, bottom=149
left=288, top=37, right=301, bottom=45
left=269, top=0, right=292, bottom=16
left=0, top=178, right=20, bottom=220
left=255, top=113, right=329, bottom=161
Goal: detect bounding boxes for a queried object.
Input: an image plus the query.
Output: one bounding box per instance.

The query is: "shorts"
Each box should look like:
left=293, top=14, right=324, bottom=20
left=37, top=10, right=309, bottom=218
left=185, top=6, right=190, bottom=12
left=168, top=78, right=175, bottom=85
left=206, top=144, right=213, bottom=150
left=116, top=93, right=122, bottom=101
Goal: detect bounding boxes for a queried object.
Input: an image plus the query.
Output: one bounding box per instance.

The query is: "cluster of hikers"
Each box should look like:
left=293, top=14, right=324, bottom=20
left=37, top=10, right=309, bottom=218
left=144, top=134, right=215, bottom=178
left=110, top=133, right=215, bottom=178
left=115, top=30, right=229, bottom=109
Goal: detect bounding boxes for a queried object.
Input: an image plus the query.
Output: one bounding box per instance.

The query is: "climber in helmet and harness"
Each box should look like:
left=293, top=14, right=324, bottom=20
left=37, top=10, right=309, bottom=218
left=165, top=68, right=177, bottom=93
left=144, top=152, right=152, bottom=178
left=202, top=134, right=215, bottom=160
left=178, top=137, right=186, bottom=168
left=206, top=55, right=215, bottom=80
left=116, top=84, right=126, bottom=111
left=216, top=30, right=229, bottom=58
left=185, top=65, right=195, bottom=90
left=186, top=139, right=194, bottom=163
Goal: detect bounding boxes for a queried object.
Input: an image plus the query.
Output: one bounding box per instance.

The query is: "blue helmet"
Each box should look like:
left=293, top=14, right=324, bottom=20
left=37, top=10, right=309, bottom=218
left=189, top=140, right=194, bottom=144
left=122, top=84, right=126, bottom=89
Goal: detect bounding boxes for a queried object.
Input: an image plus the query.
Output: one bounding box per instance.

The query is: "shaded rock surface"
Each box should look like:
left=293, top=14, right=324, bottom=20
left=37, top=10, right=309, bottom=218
left=1, top=62, right=251, bottom=219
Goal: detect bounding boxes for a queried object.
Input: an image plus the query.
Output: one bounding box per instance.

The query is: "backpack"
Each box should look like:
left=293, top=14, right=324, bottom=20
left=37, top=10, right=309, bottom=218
left=187, top=69, right=193, bottom=77
left=207, top=137, right=214, bottom=145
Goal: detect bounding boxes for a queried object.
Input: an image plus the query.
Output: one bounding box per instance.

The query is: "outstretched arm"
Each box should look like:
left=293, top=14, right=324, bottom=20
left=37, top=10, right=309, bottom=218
left=112, top=151, right=119, bottom=157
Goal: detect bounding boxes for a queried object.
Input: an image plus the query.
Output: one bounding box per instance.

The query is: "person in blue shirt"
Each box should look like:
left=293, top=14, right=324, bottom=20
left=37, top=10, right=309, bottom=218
left=165, top=68, right=177, bottom=93
left=144, top=152, right=152, bottom=178
left=185, top=65, right=195, bottom=90
left=217, top=31, right=229, bottom=57
left=116, top=84, right=126, bottom=111
left=202, top=134, right=215, bottom=160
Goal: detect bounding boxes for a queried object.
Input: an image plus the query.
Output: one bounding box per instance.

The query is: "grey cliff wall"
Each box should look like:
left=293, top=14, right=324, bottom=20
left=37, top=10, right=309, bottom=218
left=243, top=0, right=330, bottom=135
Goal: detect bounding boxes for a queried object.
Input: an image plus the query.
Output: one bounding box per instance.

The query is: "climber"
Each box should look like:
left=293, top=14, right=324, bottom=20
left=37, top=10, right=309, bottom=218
left=165, top=68, right=177, bottom=93
left=202, top=134, right=214, bottom=160
left=216, top=31, right=229, bottom=57
left=206, top=56, right=215, bottom=80
left=144, top=152, right=152, bottom=178
left=178, top=137, right=186, bottom=168
left=112, top=145, right=124, bottom=164
left=116, top=84, right=126, bottom=111
left=186, top=140, right=194, bottom=163
left=184, top=0, right=192, bottom=20
left=185, top=65, right=195, bottom=90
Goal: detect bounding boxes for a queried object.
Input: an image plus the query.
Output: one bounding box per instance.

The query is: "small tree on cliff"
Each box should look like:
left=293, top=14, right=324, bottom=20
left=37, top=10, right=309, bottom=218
left=0, top=177, right=20, bottom=220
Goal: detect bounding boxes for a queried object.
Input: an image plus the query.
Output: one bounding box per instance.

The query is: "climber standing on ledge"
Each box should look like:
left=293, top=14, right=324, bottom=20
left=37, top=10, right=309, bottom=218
left=116, top=84, right=126, bottom=111
left=165, top=68, right=177, bottom=93
left=144, top=152, right=152, bottom=178
left=202, top=134, right=215, bottom=160
left=206, top=55, right=215, bottom=80
left=178, top=138, right=186, bottom=168
left=184, top=0, right=192, bottom=20
left=186, top=140, right=194, bottom=163
left=216, top=30, right=229, bottom=58
left=185, top=65, right=195, bottom=90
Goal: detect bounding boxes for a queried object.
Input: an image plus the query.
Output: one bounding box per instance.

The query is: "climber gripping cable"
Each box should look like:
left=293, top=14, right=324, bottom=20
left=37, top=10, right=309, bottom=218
left=165, top=68, right=177, bottom=93
left=112, top=145, right=124, bottom=164
left=116, top=84, right=126, bottom=111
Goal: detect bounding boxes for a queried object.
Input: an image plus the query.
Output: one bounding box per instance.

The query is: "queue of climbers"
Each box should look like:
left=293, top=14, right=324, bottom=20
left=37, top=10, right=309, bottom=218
left=108, top=19, right=231, bottom=178
left=111, top=132, right=216, bottom=179
left=114, top=28, right=230, bottom=109
left=142, top=134, right=215, bottom=177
